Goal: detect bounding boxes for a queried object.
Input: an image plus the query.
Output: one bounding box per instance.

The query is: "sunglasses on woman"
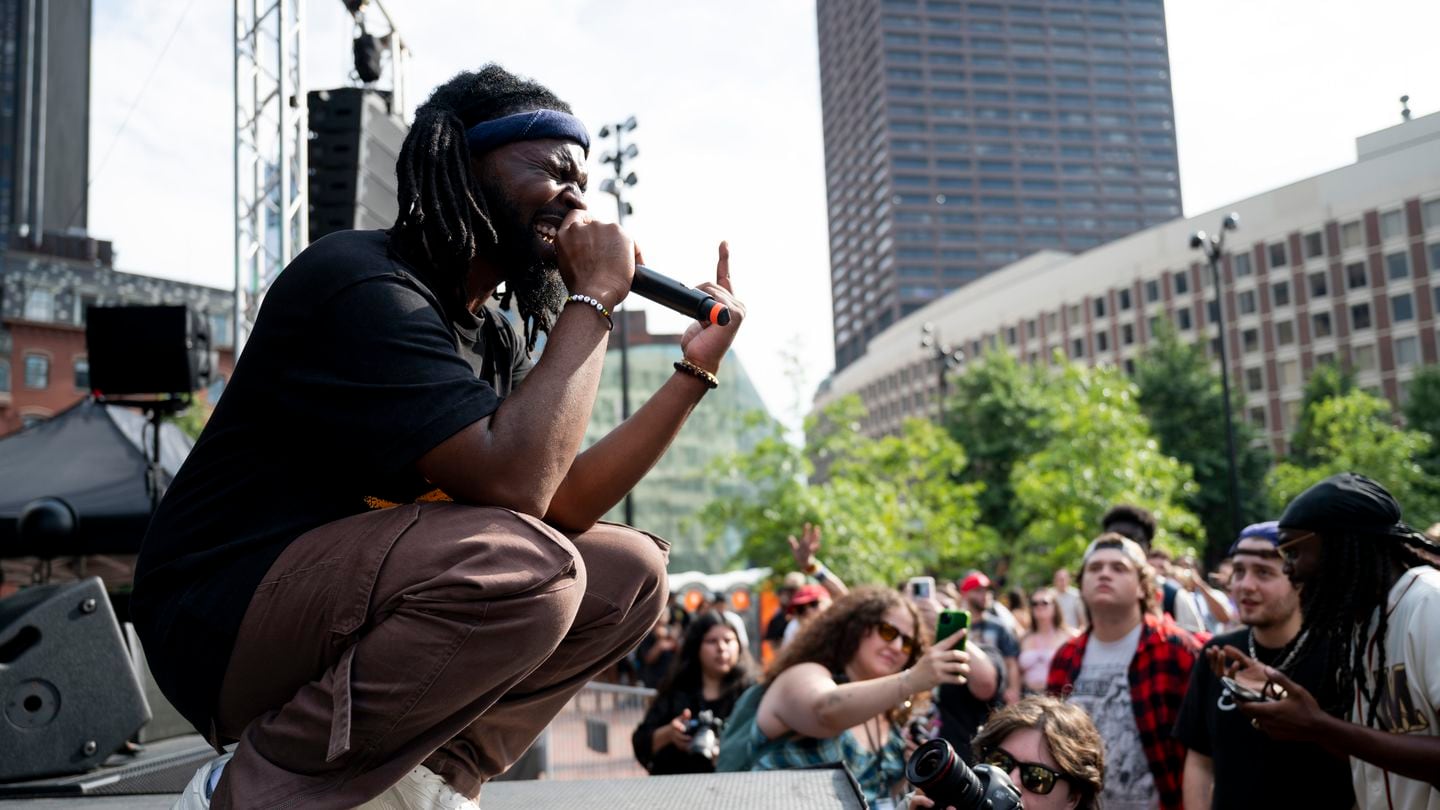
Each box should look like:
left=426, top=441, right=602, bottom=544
left=982, top=747, right=1070, bottom=795
left=874, top=621, right=916, bottom=656
left=1030, top=599, right=1053, bottom=607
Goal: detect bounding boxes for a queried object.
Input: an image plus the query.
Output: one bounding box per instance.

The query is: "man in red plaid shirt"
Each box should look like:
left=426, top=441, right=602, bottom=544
left=1048, top=533, right=1200, bottom=810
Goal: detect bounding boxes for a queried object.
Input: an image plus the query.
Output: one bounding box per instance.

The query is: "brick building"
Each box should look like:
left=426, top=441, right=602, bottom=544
left=818, top=0, right=1182, bottom=371
left=815, top=111, right=1440, bottom=457
left=0, top=243, right=235, bottom=435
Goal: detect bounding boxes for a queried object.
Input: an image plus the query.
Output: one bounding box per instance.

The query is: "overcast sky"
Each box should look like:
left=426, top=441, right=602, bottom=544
left=88, top=0, right=1439, bottom=428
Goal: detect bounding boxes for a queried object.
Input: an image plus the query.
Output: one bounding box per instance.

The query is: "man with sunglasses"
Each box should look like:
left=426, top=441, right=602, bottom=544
left=1216, top=473, right=1440, bottom=810
left=1173, top=522, right=1354, bottom=809
left=1048, top=534, right=1199, bottom=810
left=968, top=695, right=1105, bottom=810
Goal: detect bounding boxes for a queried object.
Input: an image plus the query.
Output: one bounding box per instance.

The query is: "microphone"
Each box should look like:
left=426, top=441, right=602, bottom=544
left=632, top=265, right=731, bottom=326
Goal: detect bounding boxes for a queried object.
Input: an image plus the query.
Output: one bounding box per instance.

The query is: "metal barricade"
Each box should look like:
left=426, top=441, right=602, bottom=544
left=531, top=681, right=656, bottom=781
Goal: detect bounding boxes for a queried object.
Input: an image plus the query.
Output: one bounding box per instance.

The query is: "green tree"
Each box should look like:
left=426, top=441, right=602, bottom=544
left=1288, top=362, right=1356, bottom=464
left=1401, top=365, right=1440, bottom=476
left=1134, top=323, right=1270, bottom=560
left=700, top=396, right=987, bottom=586
left=945, top=350, right=1057, bottom=539
left=1009, top=360, right=1201, bottom=582
left=1267, top=390, right=1440, bottom=524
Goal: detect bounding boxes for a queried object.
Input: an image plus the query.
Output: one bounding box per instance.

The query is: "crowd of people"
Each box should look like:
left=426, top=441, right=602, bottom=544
left=630, top=473, right=1440, bottom=810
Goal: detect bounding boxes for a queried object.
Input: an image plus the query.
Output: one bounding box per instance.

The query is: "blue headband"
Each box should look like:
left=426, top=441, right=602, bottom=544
left=464, top=109, right=590, bottom=157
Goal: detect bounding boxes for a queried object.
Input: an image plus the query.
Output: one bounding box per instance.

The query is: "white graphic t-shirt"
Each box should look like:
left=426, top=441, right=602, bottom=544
left=1351, top=566, right=1440, bottom=810
left=1066, top=623, right=1158, bottom=810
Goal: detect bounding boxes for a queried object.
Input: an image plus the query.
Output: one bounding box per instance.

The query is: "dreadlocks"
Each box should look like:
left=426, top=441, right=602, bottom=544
left=389, top=64, right=573, bottom=352
left=1301, top=530, right=1439, bottom=722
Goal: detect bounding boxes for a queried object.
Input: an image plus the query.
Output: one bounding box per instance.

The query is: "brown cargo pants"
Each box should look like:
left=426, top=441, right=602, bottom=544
left=207, top=503, right=669, bottom=809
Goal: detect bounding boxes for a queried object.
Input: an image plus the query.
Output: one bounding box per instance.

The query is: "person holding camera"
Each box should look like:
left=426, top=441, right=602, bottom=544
left=632, top=611, right=757, bottom=775
left=903, top=695, right=1103, bottom=810
left=745, top=587, right=996, bottom=808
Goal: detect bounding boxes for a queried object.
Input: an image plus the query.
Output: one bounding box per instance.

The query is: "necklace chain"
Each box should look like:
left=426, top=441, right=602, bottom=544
left=1248, top=626, right=1309, bottom=674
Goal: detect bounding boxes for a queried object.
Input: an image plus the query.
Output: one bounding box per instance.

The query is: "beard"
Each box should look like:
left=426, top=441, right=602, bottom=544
left=478, top=177, right=568, bottom=350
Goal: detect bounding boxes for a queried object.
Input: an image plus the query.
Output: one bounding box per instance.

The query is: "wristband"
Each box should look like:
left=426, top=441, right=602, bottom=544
left=565, top=293, right=613, bottom=330
left=673, top=359, right=719, bottom=389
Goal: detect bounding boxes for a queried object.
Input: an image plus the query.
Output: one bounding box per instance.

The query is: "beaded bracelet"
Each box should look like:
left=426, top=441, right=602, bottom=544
left=565, top=293, right=613, bottom=330
left=673, top=358, right=719, bottom=389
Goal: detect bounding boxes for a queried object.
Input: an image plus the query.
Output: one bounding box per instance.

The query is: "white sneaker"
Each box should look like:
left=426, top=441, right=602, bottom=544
left=171, top=752, right=233, bottom=810
left=359, top=765, right=480, bottom=810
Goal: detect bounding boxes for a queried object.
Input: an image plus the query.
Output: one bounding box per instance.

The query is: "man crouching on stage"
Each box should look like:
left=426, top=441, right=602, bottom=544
left=133, top=64, right=744, bottom=810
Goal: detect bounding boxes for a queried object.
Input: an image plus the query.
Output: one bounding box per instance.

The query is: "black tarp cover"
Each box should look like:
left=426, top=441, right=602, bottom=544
left=0, top=398, right=191, bottom=557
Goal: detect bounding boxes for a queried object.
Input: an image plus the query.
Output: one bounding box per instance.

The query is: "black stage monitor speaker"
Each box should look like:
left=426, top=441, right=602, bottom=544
left=308, top=87, right=408, bottom=241
left=85, top=305, right=210, bottom=396
left=0, top=578, right=151, bottom=781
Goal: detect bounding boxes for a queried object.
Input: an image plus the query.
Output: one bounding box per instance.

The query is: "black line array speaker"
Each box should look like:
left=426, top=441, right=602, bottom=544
left=308, top=87, right=408, bottom=241
left=85, top=305, right=210, bottom=396
left=0, top=578, right=151, bottom=782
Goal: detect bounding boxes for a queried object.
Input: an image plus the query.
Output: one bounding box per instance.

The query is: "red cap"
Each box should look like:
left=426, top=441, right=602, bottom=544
left=790, top=584, right=828, bottom=609
left=960, top=572, right=992, bottom=594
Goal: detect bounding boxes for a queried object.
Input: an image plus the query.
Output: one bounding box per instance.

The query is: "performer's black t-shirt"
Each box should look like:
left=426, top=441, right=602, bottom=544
left=132, top=230, right=531, bottom=737
left=1172, top=628, right=1354, bottom=810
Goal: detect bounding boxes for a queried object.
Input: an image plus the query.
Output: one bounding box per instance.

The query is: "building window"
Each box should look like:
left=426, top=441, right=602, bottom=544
left=1279, top=359, right=1300, bottom=388
left=73, top=358, right=89, bottom=390
left=0, top=359, right=9, bottom=393
left=1269, top=243, right=1288, bottom=268
left=1248, top=406, right=1266, bottom=427
left=1304, top=231, right=1324, bottom=258
left=1243, top=328, right=1260, bottom=353
left=1386, top=251, right=1410, bottom=280
left=1177, top=309, right=1192, bottom=330
left=1094, top=297, right=1107, bottom=318
left=1392, top=293, right=1415, bottom=322
left=1208, top=299, right=1221, bottom=324
left=1246, top=367, right=1264, bottom=392
left=1238, top=290, right=1257, bottom=315
left=1122, top=323, right=1135, bottom=345
left=1071, top=337, right=1085, bottom=357
left=1026, top=319, right=1037, bottom=339
left=1354, top=344, right=1377, bottom=370
left=1341, top=220, right=1363, bottom=250
left=1347, top=262, right=1368, bottom=289
left=1007, top=327, right=1018, bottom=345
left=24, top=289, right=54, bottom=322
left=1174, top=271, right=1189, bottom=295
left=1234, top=253, right=1252, bottom=277
left=1316, top=351, right=1336, bottom=367
left=1068, top=304, right=1081, bottom=324
left=1313, top=312, right=1333, bottom=338
left=1272, top=281, right=1291, bottom=307
left=1045, top=312, right=1058, bottom=332
left=1096, top=331, right=1110, bottom=352
left=1309, top=272, right=1328, bottom=298
left=1396, top=336, right=1420, bottom=367
left=1118, top=289, right=1132, bottom=311
left=1145, top=279, right=1160, bottom=302
left=1276, top=320, right=1295, bottom=345
left=1431, top=243, right=1440, bottom=273
left=1380, top=209, right=1405, bottom=241
left=23, top=354, right=49, bottom=389
left=1424, top=199, right=1440, bottom=229
left=1351, top=303, right=1372, bottom=330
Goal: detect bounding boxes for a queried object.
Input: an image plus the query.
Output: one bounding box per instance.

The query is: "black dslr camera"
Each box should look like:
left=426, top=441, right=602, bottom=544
left=907, top=738, right=1023, bottom=810
left=686, top=709, right=725, bottom=761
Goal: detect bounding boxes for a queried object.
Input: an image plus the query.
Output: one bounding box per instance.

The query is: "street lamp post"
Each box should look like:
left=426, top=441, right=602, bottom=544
left=1189, top=212, right=1243, bottom=541
left=920, top=322, right=965, bottom=424
left=598, top=117, right=639, bottom=526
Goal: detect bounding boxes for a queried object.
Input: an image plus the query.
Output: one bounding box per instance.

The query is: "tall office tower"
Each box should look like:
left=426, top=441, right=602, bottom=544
left=0, top=0, right=91, bottom=246
left=819, top=0, right=1181, bottom=370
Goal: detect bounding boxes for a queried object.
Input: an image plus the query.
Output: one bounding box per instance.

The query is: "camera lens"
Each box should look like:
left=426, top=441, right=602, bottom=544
left=906, top=739, right=986, bottom=810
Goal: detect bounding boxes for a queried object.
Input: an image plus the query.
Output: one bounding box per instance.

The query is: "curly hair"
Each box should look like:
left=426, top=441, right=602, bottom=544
left=655, top=611, right=757, bottom=702
left=972, top=695, right=1105, bottom=810
left=1101, top=503, right=1157, bottom=547
left=764, top=587, right=925, bottom=724
left=388, top=64, right=573, bottom=352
